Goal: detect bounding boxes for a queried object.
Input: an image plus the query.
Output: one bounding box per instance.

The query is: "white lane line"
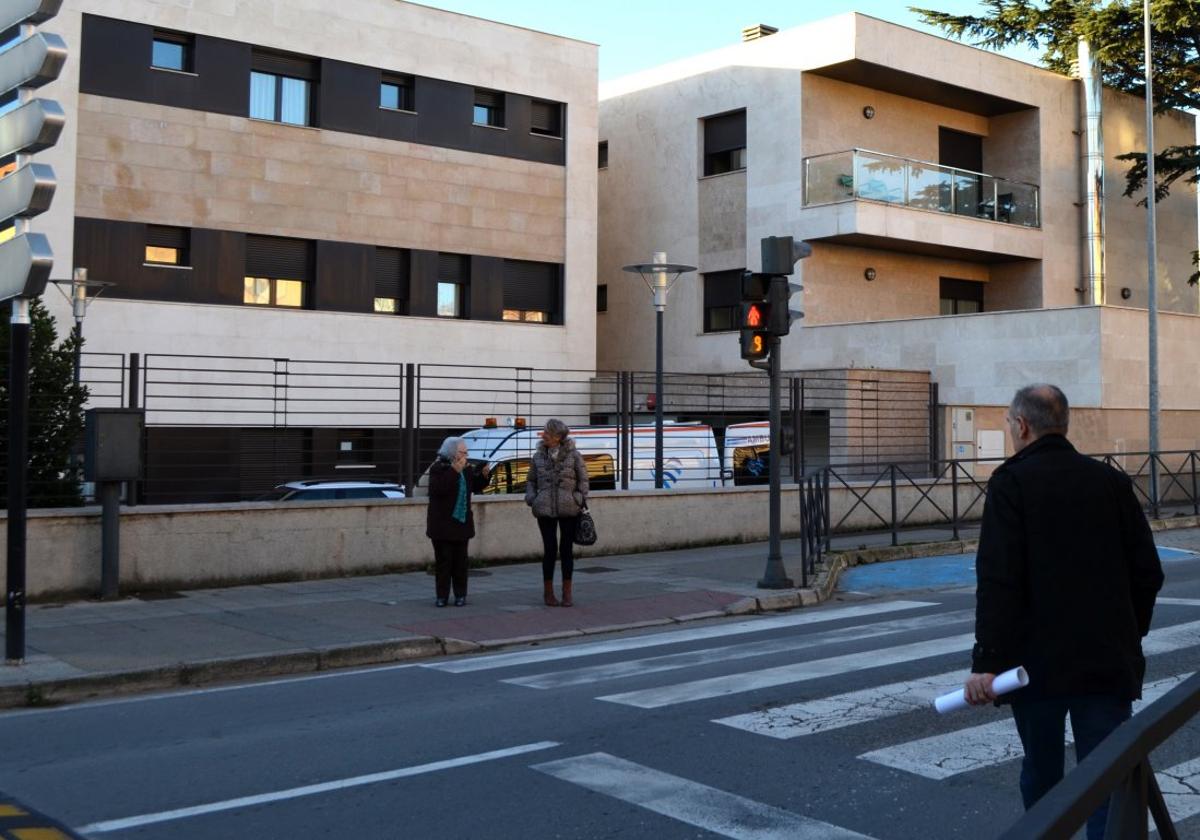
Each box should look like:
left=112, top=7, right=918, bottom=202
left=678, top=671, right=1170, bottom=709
left=532, top=752, right=874, bottom=840
left=715, top=669, right=969, bottom=739
left=507, top=610, right=974, bottom=690
left=598, top=632, right=976, bottom=709
left=76, top=741, right=559, bottom=834
left=425, top=600, right=938, bottom=674
left=1142, top=619, right=1200, bottom=655
left=1157, top=598, right=1200, bottom=607
left=1157, top=757, right=1200, bottom=826
left=859, top=674, right=1190, bottom=780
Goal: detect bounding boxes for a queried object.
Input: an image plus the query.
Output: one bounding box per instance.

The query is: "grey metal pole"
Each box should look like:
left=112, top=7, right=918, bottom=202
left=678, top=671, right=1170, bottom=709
left=1143, top=0, right=1161, bottom=516
left=759, top=332, right=793, bottom=589
left=655, top=308, right=664, bottom=489
left=6, top=298, right=31, bottom=663
left=99, top=482, right=120, bottom=599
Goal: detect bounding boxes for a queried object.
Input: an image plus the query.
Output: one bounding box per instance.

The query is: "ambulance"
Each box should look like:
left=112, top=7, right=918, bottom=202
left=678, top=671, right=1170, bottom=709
left=414, top=419, right=725, bottom=496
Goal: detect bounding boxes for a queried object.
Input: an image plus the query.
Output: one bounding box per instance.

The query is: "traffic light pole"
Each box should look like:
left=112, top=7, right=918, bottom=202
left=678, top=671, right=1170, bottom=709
left=758, top=326, right=793, bottom=589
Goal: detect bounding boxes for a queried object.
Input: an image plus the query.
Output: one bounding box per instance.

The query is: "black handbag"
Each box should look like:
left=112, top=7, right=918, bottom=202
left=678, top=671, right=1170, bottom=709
left=574, top=509, right=597, bottom=546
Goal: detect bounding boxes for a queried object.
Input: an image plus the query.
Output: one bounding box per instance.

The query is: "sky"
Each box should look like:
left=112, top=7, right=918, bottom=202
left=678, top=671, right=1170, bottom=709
left=409, top=0, right=1043, bottom=80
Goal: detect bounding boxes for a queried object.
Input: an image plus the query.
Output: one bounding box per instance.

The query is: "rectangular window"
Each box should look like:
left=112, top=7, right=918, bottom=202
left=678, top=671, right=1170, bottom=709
left=939, top=277, right=984, bottom=315
left=374, top=247, right=410, bottom=315
left=703, top=109, right=746, bottom=176
left=437, top=253, right=469, bottom=318
left=597, top=283, right=608, bottom=312
left=473, top=88, right=505, bottom=128
left=530, top=99, right=562, bottom=138
left=380, top=73, right=415, bottom=111
left=145, top=225, right=190, bottom=266
left=250, top=52, right=316, bottom=126
left=151, top=30, right=193, bottom=72
left=245, top=235, right=311, bottom=308
left=703, top=269, right=743, bottom=332
left=503, top=259, right=558, bottom=324
left=598, top=140, right=608, bottom=169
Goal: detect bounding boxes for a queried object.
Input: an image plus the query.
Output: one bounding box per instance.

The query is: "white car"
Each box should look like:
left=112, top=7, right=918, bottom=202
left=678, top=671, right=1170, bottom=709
left=264, top=480, right=406, bottom=501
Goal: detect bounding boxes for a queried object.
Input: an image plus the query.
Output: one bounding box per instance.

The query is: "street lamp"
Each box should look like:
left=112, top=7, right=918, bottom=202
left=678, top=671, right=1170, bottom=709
left=621, top=253, right=695, bottom=488
left=50, top=267, right=111, bottom=386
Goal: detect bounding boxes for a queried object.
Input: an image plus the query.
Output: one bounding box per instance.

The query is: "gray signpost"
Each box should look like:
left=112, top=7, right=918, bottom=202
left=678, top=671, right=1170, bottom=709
left=3, top=0, right=66, bottom=664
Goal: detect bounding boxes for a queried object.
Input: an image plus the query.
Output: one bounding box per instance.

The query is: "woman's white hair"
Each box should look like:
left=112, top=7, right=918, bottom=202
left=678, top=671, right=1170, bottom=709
left=544, top=418, right=570, bottom=439
left=438, top=436, right=466, bottom=460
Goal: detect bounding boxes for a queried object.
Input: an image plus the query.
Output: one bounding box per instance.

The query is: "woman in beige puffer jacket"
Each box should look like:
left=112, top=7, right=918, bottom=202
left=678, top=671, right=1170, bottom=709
left=525, top=418, right=589, bottom=606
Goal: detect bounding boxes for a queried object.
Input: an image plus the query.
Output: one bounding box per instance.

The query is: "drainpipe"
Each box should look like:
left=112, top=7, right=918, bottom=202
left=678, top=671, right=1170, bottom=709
left=1078, top=38, right=1106, bottom=306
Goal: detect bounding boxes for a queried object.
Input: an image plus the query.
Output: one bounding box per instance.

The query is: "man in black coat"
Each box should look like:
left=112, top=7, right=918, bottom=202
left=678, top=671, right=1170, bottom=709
left=963, top=384, right=1163, bottom=840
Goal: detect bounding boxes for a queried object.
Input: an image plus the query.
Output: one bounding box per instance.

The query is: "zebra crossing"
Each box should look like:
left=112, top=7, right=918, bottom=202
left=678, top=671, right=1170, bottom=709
left=425, top=596, right=1200, bottom=838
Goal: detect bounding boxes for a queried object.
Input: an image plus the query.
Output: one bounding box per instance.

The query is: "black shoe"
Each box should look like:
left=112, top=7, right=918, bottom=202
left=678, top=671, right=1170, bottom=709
left=435, top=598, right=448, bottom=608
left=454, top=596, right=466, bottom=607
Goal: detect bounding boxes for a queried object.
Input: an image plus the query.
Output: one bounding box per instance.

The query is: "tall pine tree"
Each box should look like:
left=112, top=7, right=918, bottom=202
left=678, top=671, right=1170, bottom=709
left=913, top=0, right=1200, bottom=284
left=0, top=298, right=89, bottom=507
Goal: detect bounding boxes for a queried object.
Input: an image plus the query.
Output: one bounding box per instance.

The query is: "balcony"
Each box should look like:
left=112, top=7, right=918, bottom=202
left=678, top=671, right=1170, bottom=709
left=804, top=149, right=1039, bottom=228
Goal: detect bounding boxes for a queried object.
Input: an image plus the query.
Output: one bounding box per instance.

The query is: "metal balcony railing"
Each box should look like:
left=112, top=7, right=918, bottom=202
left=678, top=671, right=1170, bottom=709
left=803, top=148, right=1040, bottom=228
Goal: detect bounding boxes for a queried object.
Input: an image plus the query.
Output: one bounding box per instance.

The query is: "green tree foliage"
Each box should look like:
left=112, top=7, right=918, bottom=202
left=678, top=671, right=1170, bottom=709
left=0, top=298, right=89, bottom=507
left=912, top=0, right=1200, bottom=284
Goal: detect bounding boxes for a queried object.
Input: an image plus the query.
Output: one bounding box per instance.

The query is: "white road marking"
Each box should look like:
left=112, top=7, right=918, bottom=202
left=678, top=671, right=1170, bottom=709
left=859, top=674, right=1190, bottom=780
left=715, top=669, right=969, bottom=739
left=76, top=741, right=559, bottom=834
left=1156, top=597, right=1200, bottom=607
left=425, top=600, right=938, bottom=674
left=532, top=752, right=875, bottom=840
left=506, top=610, right=973, bottom=690
left=597, top=632, right=976, bottom=709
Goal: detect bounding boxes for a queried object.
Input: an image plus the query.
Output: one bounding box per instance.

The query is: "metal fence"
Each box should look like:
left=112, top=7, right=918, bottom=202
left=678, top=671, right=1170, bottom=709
left=4, top=353, right=932, bottom=505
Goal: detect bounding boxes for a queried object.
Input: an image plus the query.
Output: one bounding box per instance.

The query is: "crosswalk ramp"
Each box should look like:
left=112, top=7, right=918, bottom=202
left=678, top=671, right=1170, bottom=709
left=425, top=597, right=1200, bottom=837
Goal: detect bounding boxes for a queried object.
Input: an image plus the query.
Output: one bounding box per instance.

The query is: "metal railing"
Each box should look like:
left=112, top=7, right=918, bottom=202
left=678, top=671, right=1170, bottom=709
left=999, top=671, right=1200, bottom=839
left=803, top=148, right=1040, bottom=228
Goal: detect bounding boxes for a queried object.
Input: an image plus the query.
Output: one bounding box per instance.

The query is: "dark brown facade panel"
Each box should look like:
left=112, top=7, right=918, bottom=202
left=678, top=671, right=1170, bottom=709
left=314, top=241, right=374, bottom=313
left=470, top=255, right=504, bottom=321
left=408, top=249, right=441, bottom=318
left=79, top=14, right=564, bottom=166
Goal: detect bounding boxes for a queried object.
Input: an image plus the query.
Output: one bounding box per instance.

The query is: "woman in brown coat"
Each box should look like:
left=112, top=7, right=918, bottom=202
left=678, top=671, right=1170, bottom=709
left=426, top=436, right=489, bottom=607
left=524, top=418, right=589, bottom=606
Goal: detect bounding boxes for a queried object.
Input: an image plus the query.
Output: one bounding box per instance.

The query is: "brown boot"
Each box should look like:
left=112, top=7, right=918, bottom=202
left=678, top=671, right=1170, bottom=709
left=561, top=579, right=573, bottom=608
left=543, top=580, right=560, bottom=607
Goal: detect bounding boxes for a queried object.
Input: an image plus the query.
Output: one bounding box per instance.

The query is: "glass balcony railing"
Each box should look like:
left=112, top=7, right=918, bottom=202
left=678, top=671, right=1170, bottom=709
left=803, top=149, right=1040, bottom=228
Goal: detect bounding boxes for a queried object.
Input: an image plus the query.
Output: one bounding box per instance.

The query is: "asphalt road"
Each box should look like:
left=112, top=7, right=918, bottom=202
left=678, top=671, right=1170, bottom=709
left=1, top=550, right=1198, bottom=839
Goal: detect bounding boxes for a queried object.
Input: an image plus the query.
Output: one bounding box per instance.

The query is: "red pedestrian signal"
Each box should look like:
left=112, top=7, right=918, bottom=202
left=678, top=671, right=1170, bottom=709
left=746, top=303, right=764, bottom=328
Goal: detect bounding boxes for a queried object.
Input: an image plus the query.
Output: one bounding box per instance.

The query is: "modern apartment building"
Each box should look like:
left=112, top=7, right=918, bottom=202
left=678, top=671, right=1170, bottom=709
left=596, top=14, right=1199, bottom=459
left=23, top=0, right=597, bottom=497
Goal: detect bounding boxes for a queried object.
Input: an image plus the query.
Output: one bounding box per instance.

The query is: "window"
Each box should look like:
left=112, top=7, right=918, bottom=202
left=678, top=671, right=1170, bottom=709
left=437, top=253, right=469, bottom=318
left=244, top=235, right=311, bottom=308
left=703, top=109, right=746, bottom=176
left=503, top=259, right=558, bottom=324
left=598, top=140, right=608, bottom=169
left=373, top=247, right=410, bottom=314
left=250, top=52, right=316, bottom=126
left=939, top=277, right=984, bottom=315
left=145, top=225, right=190, bottom=266
left=380, top=73, right=415, bottom=111
left=597, top=283, right=608, bottom=312
left=702, top=269, right=743, bottom=332
left=530, top=99, right=562, bottom=138
left=151, top=30, right=193, bottom=72
left=473, top=88, right=505, bottom=128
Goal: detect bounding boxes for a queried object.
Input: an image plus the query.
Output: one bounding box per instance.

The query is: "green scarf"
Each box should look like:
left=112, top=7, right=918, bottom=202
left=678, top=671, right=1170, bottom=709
left=451, top=471, right=468, bottom=523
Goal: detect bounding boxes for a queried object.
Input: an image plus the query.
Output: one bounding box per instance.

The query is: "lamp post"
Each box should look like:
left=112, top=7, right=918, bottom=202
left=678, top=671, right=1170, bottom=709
left=622, top=253, right=695, bottom=488
left=1142, top=0, right=1161, bottom=517
left=50, top=267, right=111, bottom=387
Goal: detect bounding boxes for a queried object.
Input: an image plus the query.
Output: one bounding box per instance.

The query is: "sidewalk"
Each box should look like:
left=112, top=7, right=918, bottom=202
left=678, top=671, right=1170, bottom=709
left=0, top=521, right=1194, bottom=710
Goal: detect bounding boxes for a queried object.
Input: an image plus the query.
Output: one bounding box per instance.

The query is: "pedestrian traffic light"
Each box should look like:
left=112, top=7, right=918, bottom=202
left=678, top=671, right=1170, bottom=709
left=760, top=236, right=812, bottom=338
left=739, top=271, right=771, bottom=362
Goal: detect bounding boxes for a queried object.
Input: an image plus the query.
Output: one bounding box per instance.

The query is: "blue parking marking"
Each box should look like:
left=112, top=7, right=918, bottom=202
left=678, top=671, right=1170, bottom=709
left=839, top=545, right=1197, bottom=593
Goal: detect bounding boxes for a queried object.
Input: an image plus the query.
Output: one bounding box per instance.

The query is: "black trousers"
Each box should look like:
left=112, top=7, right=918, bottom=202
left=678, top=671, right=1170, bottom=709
left=538, top=516, right=578, bottom=582
left=432, top=539, right=469, bottom=600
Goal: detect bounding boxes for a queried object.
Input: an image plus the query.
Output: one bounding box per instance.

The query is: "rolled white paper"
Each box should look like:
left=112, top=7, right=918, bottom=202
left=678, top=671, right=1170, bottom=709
left=933, top=666, right=1029, bottom=714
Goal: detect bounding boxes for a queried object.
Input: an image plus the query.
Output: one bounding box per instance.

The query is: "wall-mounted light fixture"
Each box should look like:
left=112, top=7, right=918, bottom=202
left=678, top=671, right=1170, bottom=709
left=1120, top=287, right=1132, bottom=300
left=864, top=267, right=876, bottom=281
left=862, top=106, right=875, bottom=119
